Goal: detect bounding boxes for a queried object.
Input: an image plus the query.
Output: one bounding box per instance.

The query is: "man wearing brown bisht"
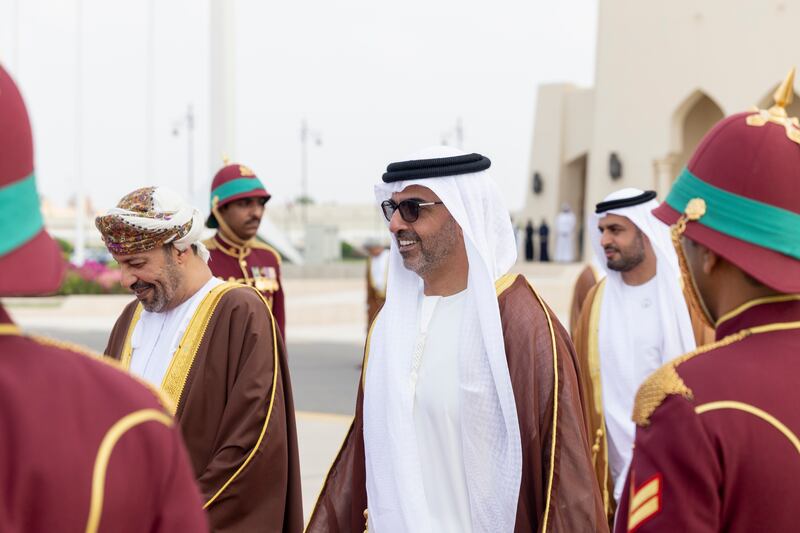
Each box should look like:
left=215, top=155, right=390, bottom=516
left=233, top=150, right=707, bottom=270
left=569, top=261, right=601, bottom=337
left=0, top=64, right=207, bottom=532
left=364, top=239, right=389, bottom=327
left=307, top=146, right=606, bottom=532
left=572, top=189, right=712, bottom=524
left=97, top=187, right=302, bottom=532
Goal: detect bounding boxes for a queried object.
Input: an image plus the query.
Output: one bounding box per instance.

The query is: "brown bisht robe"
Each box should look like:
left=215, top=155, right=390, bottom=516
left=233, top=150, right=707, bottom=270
left=365, top=256, right=386, bottom=328
left=572, top=279, right=714, bottom=523
left=104, top=282, right=302, bottom=533
left=569, top=264, right=600, bottom=338
left=307, top=273, right=608, bottom=533
left=0, top=305, right=208, bottom=533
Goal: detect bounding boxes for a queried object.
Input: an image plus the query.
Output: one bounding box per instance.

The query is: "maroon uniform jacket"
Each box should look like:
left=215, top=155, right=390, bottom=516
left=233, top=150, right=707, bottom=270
left=0, top=305, right=207, bottom=533
left=615, top=296, right=800, bottom=532
left=204, top=232, right=286, bottom=341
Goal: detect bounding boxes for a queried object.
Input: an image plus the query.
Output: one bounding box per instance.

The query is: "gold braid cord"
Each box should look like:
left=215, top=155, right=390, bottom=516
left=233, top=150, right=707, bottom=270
left=671, top=201, right=715, bottom=330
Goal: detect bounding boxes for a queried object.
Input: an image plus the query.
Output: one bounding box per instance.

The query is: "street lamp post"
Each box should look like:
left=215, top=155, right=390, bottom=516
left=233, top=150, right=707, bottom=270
left=73, top=0, right=86, bottom=266
left=299, top=118, right=322, bottom=227
left=172, top=104, right=195, bottom=200
left=441, top=117, right=464, bottom=148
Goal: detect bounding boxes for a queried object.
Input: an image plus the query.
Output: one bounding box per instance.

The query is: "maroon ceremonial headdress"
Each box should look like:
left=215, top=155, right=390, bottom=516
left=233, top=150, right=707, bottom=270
left=654, top=68, right=800, bottom=293
left=205, top=162, right=271, bottom=228
left=0, top=65, right=66, bottom=296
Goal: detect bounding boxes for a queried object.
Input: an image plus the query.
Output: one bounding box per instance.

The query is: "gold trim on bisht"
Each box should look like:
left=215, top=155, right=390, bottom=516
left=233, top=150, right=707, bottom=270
left=746, top=67, right=800, bottom=144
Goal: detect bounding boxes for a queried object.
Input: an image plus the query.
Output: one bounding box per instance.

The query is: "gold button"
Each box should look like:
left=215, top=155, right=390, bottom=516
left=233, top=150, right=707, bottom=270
left=596, top=428, right=603, bottom=437
left=592, top=444, right=600, bottom=452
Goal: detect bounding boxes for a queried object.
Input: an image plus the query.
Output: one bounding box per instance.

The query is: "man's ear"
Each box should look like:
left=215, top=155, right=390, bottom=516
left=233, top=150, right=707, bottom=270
left=701, top=244, right=719, bottom=275
left=174, top=246, right=191, bottom=265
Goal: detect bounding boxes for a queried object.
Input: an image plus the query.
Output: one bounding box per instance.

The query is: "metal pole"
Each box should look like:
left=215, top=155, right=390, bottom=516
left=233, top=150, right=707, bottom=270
left=73, top=0, right=85, bottom=266
left=145, top=0, right=155, bottom=182
left=187, top=104, right=194, bottom=200
left=300, top=118, right=308, bottom=227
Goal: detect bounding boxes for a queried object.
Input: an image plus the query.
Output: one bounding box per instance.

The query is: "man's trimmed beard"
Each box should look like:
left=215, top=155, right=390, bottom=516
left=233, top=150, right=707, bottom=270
left=398, top=215, right=460, bottom=277
left=132, top=254, right=182, bottom=312
left=606, top=229, right=646, bottom=272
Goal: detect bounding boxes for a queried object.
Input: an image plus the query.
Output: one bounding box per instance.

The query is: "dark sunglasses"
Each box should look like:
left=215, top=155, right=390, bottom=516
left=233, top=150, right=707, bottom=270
left=381, top=199, right=444, bottom=223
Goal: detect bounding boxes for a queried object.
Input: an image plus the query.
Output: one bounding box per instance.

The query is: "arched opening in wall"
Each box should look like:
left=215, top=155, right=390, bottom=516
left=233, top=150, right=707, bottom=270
left=675, top=92, right=724, bottom=176
left=757, top=86, right=800, bottom=119
left=659, top=91, right=724, bottom=198
left=559, top=153, right=587, bottom=261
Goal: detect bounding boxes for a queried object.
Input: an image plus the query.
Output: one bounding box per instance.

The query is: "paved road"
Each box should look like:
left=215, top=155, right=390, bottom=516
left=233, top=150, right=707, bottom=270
left=31, top=328, right=363, bottom=416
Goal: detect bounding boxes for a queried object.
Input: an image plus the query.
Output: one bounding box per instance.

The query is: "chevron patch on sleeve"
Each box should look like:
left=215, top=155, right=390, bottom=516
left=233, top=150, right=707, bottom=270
left=628, top=472, right=662, bottom=532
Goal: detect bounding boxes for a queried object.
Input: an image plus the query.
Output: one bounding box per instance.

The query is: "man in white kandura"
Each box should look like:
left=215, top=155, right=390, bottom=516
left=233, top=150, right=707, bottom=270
left=308, top=146, right=606, bottom=533
left=554, top=202, right=577, bottom=263
left=573, top=188, right=710, bottom=522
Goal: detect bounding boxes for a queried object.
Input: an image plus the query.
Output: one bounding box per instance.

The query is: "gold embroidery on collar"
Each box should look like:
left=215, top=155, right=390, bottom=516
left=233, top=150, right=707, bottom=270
left=120, top=305, right=144, bottom=371
left=715, top=294, right=800, bottom=328
left=217, top=230, right=253, bottom=255
left=160, top=282, right=240, bottom=413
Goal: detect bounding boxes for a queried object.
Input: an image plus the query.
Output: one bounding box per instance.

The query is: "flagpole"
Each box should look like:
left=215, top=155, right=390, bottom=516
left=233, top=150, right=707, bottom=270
left=73, top=0, right=86, bottom=266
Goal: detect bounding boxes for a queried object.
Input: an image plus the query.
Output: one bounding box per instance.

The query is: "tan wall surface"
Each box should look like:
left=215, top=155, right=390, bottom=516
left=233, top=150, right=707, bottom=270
left=528, top=0, right=800, bottom=258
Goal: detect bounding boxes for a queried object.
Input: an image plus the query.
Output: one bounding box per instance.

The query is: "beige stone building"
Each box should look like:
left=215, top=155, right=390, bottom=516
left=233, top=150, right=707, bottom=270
left=522, top=0, right=800, bottom=259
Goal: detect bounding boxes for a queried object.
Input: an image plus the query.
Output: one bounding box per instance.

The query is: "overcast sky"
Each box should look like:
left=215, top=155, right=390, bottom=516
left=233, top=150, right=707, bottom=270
left=0, top=0, right=597, bottom=212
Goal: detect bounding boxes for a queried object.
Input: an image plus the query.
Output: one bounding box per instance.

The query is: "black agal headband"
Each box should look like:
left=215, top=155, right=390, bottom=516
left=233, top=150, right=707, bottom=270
left=595, top=190, right=657, bottom=214
left=382, top=153, right=491, bottom=183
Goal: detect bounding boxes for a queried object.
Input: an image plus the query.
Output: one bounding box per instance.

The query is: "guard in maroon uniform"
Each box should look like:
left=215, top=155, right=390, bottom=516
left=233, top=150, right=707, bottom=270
left=0, top=65, right=207, bottom=532
left=615, top=69, right=800, bottom=532
left=203, top=163, right=286, bottom=340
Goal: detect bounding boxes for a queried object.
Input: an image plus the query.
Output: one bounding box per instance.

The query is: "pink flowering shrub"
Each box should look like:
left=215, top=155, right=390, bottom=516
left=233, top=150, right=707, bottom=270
left=58, top=260, right=127, bottom=295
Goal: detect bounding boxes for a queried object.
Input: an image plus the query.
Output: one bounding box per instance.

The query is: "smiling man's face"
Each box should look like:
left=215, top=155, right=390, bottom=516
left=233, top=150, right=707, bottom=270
left=387, top=185, right=461, bottom=278
left=113, top=245, right=183, bottom=312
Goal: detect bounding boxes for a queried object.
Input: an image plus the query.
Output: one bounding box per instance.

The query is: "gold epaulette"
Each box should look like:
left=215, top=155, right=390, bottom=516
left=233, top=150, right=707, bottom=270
left=633, top=320, right=758, bottom=427
left=251, top=240, right=283, bottom=265
left=202, top=237, right=218, bottom=250
left=634, top=316, right=800, bottom=426
left=632, top=359, right=694, bottom=427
